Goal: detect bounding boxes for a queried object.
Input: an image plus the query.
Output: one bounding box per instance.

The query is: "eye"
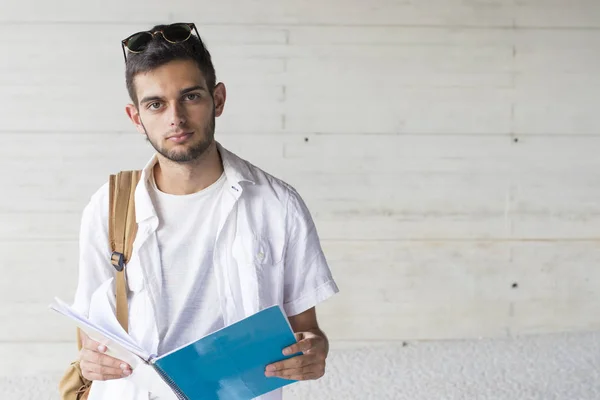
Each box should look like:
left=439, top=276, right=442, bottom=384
left=184, top=93, right=200, bottom=101
left=148, top=102, right=161, bottom=110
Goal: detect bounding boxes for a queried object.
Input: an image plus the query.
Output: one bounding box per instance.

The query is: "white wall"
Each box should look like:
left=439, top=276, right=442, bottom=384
left=1, top=0, right=600, bottom=372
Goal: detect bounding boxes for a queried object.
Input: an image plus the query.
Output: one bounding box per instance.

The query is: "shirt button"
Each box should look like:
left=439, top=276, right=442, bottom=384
left=257, top=251, right=265, bottom=260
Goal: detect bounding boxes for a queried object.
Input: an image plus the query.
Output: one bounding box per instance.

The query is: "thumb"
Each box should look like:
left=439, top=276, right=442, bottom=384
left=294, top=332, right=305, bottom=342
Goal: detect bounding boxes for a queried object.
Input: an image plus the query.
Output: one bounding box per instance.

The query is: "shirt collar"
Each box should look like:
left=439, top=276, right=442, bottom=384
left=217, top=141, right=256, bottom=187
left=134, top=141, right=255, bottom=223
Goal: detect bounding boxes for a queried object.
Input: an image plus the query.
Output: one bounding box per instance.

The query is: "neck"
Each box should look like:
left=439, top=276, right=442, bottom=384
left=153, top=141, right=224, bottom=195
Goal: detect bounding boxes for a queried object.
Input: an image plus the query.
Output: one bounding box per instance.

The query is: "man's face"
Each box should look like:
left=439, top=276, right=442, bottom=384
left=125, top=59, right=226, bottom=163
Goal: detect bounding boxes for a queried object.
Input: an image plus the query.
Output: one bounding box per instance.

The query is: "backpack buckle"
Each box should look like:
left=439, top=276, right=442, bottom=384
left=111, top=251, right=125, bottom=272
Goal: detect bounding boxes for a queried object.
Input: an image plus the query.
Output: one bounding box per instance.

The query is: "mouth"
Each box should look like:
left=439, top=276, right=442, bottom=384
left=167, top=131, right=194, bottom=143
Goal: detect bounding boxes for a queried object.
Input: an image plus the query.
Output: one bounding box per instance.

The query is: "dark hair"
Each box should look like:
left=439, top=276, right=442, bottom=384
left=125, top=24, right=217, bottom=106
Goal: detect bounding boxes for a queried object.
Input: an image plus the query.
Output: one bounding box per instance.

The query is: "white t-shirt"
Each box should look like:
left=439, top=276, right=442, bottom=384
left=148, top=169, right=227, bottom=356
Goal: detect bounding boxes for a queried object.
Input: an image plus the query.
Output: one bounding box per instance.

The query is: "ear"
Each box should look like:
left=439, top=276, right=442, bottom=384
left=213, top=82, right=227, bottom=118
left=125, top=103, right=146, bottom=135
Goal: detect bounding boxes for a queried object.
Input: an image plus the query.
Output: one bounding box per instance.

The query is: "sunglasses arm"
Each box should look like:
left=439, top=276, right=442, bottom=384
left=121, top=42, right=128, bottom=62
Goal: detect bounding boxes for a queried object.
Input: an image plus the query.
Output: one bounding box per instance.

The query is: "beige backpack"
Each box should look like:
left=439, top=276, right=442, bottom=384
left=58, top=170, right=141, bottom=399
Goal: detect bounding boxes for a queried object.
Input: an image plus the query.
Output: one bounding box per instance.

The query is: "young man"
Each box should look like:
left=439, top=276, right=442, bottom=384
left=71, top=23, right=339, bottom=400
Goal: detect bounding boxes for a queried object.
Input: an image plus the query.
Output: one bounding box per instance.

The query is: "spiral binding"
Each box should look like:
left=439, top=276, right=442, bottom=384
left=152, top=362, right=189, bottom=400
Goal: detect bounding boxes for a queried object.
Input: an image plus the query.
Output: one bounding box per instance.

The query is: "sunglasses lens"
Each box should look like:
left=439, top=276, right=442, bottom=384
left=126, top=32, right=152, bottom=52
left=163, top=23, right=192, bottom=42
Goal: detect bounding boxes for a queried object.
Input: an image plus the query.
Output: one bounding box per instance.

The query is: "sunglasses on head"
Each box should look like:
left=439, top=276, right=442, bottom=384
left=121, top=22, right=199, bottom=62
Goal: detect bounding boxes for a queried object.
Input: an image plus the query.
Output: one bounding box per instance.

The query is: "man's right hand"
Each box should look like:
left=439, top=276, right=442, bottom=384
left=79, top=331, right=132, bottom=381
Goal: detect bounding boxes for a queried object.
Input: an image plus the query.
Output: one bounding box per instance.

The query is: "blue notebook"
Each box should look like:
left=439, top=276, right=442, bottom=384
left=149, top=305, right=300, bottom=400
left=50, top=297, right=300, bottom=400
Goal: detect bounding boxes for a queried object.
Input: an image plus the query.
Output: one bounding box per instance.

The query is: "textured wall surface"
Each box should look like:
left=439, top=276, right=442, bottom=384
left=1, top=0, right=599, bottom=398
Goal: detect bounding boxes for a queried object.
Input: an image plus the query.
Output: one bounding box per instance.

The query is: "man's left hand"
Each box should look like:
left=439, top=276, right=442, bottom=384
left=264, top=331, right=327, bottom=381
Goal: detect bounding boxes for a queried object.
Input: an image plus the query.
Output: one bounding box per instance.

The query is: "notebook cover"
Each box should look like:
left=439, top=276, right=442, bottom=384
left=153, top=305, right=301, bottom=400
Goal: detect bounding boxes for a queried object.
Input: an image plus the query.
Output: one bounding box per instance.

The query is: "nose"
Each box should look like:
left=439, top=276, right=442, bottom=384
left=168, top=102, right=186, bottom=127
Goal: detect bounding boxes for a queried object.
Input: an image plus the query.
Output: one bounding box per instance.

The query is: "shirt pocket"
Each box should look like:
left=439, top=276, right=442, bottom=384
left=232, top=233, right=284, bottom=308
left=233, top=233, right=283, bottom=268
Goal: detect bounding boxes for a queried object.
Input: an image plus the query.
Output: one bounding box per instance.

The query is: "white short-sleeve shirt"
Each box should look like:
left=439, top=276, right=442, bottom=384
left=72, top=142, right=339, bottom=400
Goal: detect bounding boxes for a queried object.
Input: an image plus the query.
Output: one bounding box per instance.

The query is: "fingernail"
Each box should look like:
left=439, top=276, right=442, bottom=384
left=265, top=371, right=274, bottom=377
left=282, top=349, right=291, bottom=356
left=123, top=369, right=131, bottom=376
left=120, top=364, right=127, bottom=370
left=97, top=345, right=106, bottom=352
left=266, top=365, right=275, bottom=372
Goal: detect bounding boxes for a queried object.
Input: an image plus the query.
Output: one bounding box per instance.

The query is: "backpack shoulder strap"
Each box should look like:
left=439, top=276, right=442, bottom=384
left=108, top=170, right=142, bottom=333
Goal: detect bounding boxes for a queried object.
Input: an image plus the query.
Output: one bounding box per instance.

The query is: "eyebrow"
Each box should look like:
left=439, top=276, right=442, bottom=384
left=140, top=85, right=207, bottom=105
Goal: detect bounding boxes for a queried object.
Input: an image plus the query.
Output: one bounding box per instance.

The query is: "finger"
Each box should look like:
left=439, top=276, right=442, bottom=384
left=284, top=372, right=323, bottom=381
left=81, top=369, right=126, bottom=381
left=82, top=336, right=107, bottom=353
left=283, top=338, right=318, bottom=356
left=268, top=361, right=325, bottom=378
left=81, top=349, right=131, bottom=370
left=273, top=366, right=324, bottom=381
left=80, top=360, right=131, bottom=378
left=266, top=354, right=317, bottom=374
